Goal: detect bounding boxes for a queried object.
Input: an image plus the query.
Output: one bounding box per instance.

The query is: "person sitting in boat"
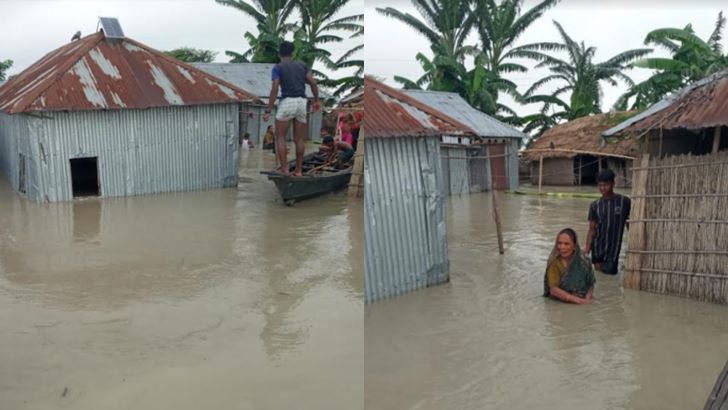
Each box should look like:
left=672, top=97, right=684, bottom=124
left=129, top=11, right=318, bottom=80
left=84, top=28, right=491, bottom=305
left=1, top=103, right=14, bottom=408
left=262, top=125, right=275, bottom=150
left=543, top=228, right=595, bottom=305
left=320, top=136, right=354, bottom=165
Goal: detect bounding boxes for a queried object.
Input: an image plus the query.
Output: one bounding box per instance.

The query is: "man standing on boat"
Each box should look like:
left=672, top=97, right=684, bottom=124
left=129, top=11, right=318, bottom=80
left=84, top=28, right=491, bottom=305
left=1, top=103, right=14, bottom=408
left=263, top=41, right=320, bottom=176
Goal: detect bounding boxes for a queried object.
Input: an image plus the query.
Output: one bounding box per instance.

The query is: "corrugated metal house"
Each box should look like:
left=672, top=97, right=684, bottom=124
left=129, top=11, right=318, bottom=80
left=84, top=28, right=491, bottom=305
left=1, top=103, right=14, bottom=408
left=192, top=63, right=325, bottom=145
left=403, top=90, right=525, bottom=193
left=364, top=77, right=476, bottom=303
left=0, top=23, right=257, bottom=202
left=522, top=112, right=639, bottom=188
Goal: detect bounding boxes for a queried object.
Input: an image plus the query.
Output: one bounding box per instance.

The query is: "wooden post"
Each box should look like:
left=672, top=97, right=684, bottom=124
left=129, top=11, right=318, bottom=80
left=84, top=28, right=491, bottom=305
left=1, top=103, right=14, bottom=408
left=624, top=154, right=650, bottom=290
left=704, top=359, right=728, bottom=410
left=348, top=126, right=365, bottom=198
left=659, top=126, right=663, bottom=158
left=598, top=157, right=603, bottom=171
left=492, top=189, right=504, bottom=254
left=713, top=126, right=722, bottom=154
left=538, top=155, right=543, bottom=194
left=578, top=156, right=582, bottom=185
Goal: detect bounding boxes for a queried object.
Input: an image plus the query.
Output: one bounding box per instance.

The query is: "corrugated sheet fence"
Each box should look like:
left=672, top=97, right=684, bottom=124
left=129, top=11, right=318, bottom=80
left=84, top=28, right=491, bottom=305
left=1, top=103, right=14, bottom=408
left=626, top=151, right=728, bottom=304
left=365, top=136, right=449, bottom=303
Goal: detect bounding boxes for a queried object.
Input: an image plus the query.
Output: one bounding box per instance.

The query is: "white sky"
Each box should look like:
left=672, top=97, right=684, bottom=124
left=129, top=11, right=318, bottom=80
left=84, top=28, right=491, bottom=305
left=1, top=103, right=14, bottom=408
left=0, top=0, right=363, bottom=82
left=365, top=0, right=726, bottom=117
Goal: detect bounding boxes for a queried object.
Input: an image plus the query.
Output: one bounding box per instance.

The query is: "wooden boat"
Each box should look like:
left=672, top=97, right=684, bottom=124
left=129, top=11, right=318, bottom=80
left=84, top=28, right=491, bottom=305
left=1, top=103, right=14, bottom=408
left=261, top=152, right=353, bottom=205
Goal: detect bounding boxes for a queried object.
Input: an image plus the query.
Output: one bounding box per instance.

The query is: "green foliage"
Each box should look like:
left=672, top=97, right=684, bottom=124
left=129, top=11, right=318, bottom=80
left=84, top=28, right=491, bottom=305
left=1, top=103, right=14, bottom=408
left=0, top=59, right=13, bottom=81
left=164, top=47, right=217, bottom=63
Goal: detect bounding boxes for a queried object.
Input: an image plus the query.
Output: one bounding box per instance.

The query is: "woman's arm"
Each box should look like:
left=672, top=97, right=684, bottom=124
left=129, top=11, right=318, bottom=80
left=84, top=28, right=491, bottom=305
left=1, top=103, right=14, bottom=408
left=549, top=286, right=592, bottom=305
left=585, top=287, right=594, bottom=301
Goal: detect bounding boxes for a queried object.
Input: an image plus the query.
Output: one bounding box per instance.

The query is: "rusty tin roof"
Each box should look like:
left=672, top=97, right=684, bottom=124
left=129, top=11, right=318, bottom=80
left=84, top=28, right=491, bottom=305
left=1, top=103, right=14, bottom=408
left=0, top=32, right=259, bottom=114
left=364, top=77, right=476, bottom=139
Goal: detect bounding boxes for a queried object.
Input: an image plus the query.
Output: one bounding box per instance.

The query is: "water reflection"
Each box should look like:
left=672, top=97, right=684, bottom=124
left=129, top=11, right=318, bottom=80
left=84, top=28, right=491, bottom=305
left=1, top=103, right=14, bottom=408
left=0, top=146, right=363, bottom=410
left=365, top=192, right=728, bottom=410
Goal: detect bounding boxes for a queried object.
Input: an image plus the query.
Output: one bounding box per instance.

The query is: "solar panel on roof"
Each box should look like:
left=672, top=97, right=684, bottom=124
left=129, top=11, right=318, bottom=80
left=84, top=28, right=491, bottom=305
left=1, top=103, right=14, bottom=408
left=99, top=17, right=125, bottom=39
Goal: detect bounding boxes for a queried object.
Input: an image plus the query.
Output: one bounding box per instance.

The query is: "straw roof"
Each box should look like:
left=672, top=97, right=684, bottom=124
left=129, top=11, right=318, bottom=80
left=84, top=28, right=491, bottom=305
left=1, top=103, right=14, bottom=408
left=522, top=112, right=640, bottom=161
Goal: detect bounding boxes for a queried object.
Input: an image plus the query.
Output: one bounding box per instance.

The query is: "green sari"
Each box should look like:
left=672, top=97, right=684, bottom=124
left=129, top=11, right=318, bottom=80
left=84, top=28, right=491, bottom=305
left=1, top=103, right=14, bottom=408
left=543, top=243, right=595, bottom=298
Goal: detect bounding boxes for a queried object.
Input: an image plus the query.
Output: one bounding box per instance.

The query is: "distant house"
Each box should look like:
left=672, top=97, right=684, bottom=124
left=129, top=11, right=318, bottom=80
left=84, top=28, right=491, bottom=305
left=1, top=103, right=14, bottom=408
left=364, top=77, right=476, bottom=303
left=403, top=90, right=526, bottom=192
left=522, top=112, right=639, bottom=188
left=193, top=63, right=328, bottom=145
left=0, top=19, right=257, bottom=202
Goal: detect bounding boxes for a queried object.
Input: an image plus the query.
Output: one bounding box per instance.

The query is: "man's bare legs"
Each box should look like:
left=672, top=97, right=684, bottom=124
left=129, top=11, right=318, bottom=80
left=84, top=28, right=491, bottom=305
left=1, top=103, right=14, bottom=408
left=292, top=120, right=307, bottom=176
left=275, top=120, right=290, bottom=174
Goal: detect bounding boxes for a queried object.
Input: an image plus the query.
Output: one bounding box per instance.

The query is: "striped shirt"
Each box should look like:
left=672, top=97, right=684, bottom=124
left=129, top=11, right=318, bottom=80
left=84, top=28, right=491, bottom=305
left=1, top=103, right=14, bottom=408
left=588, top=194, right=631, bottom=264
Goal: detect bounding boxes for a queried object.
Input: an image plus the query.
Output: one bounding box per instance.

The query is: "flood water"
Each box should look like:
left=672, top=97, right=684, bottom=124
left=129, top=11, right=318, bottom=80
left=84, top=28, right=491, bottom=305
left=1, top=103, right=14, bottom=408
left=365, top=191, right=728, bottom=410
left=0, top=146, right=363, bottom=409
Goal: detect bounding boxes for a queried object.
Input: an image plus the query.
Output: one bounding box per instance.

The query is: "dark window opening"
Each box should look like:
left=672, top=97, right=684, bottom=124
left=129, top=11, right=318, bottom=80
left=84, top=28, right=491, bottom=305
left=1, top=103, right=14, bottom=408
left=574, top=155, right=601, bottom=185
left=70, top=157, right=100, bottom=197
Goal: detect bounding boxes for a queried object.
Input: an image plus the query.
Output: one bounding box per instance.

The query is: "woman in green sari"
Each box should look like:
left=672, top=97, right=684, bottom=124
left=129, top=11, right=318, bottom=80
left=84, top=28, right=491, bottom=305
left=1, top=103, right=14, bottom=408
left=543, top=228, right=595, bottom=304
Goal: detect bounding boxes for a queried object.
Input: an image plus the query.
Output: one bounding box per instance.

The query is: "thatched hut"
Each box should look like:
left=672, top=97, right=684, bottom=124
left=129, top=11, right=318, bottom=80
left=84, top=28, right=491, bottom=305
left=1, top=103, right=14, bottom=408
left=605, top=69, right=728, bottom=305
left=522, top=112, right=639, bottom=188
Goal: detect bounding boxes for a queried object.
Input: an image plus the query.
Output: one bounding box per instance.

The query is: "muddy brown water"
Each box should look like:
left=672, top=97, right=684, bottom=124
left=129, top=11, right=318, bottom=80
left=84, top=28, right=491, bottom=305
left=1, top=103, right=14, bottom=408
left=365, top=192, right=728, bottom=410
left=0, top=147, right=363, bottom=409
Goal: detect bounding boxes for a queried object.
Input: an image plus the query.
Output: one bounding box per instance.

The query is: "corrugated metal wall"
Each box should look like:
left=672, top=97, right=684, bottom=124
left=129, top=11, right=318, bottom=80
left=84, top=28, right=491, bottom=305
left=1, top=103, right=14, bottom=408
left=468, top=145, right=491, bottom=192
left=3, top=104, right=239, bottom=202
left=365, top=136, right=449, bottom=303
left=241, top=105, right=322, bottom=145
left=0, top=112, right=34, bottom=199
left=441, top=146, right=470, bottom=196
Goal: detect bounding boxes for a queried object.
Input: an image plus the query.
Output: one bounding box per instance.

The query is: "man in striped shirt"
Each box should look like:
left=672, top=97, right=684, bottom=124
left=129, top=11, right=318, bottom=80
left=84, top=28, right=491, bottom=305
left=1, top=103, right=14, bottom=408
left=584, top=169, right=631, bottom=275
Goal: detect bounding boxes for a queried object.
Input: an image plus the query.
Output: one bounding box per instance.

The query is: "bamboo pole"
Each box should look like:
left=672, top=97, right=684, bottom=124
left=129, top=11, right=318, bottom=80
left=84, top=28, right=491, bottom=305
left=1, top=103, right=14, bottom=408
left=704, top=359, right=728, bottom=410
left=624, top=154, right=650, bottom=290
left=492, top=189, right=504, bottom=254
left=578, top=156, right=582, bottom=185
left=631, top=159, right=728, bottom=171
left=348, top=127, right=365, bottom=198
left=713, top=126, right=722, bottom=154
left=659, top=125, right=663, bottom=157
left=538, top=155, right=543, bottom=194
left=523, top=148, right=636, bottom=160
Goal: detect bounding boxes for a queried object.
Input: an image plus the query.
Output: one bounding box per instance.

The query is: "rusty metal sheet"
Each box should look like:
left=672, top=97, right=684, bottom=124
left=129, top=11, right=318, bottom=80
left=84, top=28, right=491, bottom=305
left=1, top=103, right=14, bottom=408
left=363, top=77, right=476, bottom=139
left=623, top=70, right=728, bottom=132
left=0, top=32, right=258, bottom=114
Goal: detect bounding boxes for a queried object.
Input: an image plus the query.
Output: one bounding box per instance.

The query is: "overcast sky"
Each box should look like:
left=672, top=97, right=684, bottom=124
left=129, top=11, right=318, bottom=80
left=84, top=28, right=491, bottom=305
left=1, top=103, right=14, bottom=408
left=0, top=0, right=363, bottom=81
left=365, top=0, right=726, bottom=116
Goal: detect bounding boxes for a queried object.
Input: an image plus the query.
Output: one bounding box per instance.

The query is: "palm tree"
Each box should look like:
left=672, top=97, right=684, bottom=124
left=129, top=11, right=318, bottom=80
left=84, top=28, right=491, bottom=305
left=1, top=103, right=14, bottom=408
left=165, top=47, right=217, bottom=63
left=0, top=59, right=12, bottom=81
left=216, top=0, right=298, bottom=63
left=330, top=34, right=363, bottom=97
left=378, top=0, right=477, bottom=92
left=472, top=0, right=559, bottom=115
left=294, top=0, right=363, bottom=84
left=523, top=20, right=651, bottom=120
left=616, top=12, right=728, bottom=110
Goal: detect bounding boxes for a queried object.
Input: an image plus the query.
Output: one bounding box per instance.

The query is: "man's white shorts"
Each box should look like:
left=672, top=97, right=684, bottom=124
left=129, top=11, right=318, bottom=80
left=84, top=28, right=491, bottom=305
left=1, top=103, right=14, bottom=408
left=275, top=97, right=308, bottom=123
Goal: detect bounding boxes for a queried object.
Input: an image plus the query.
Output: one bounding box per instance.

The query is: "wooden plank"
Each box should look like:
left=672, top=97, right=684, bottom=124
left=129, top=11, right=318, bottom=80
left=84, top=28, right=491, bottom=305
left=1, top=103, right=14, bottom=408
left=538, top=155, right=543, bottom=194
left=624, top=154, right=650, bottom=290
left=713, top=127, right=722, bottom=154
left=492, top=189, right=504, bottom=254
left=705, top=360, right=728, bottom=410
left=348, top=127, right=365, bottom=198
left=524, top=148, right=636, bottom=160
